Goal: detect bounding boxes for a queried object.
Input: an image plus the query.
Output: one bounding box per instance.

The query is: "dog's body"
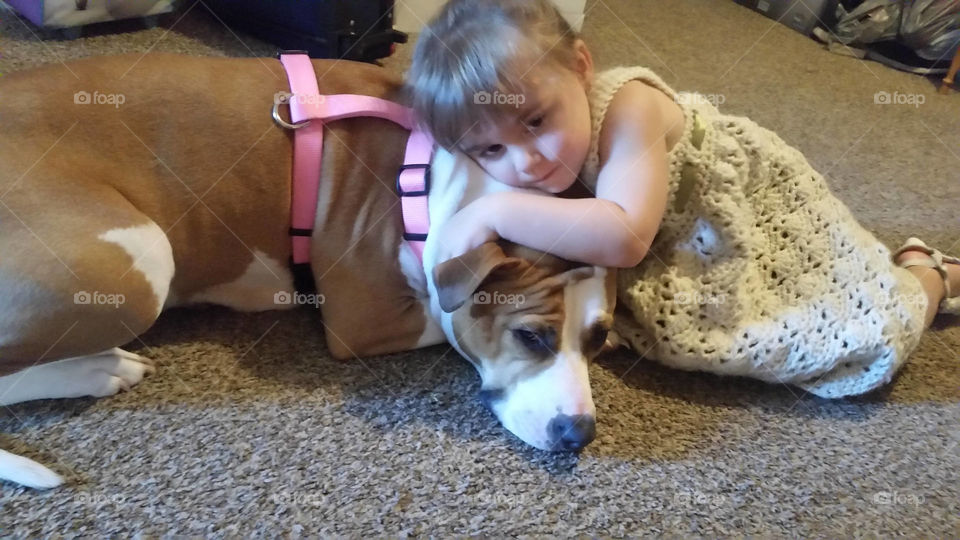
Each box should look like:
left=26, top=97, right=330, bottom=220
left=0, top=54, right=615, bottom=489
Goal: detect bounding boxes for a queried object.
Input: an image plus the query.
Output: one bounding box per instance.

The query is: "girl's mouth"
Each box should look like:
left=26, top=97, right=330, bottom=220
left=537, top=164, right=560, bottom=185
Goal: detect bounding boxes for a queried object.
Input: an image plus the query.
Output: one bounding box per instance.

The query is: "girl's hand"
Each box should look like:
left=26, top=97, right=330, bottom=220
left=435, top=199, right=500, bottom=263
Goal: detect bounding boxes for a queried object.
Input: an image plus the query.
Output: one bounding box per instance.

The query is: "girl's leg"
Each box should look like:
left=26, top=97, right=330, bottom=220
left=895, top=250, right=960, bottom=328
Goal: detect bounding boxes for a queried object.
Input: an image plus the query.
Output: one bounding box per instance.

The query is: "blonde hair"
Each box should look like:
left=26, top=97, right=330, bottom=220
left=406, top=0, right=579, bottom=151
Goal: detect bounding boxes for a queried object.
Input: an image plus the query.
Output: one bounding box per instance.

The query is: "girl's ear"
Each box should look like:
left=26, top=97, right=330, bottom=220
left=572, top=39, right=594, bottom=89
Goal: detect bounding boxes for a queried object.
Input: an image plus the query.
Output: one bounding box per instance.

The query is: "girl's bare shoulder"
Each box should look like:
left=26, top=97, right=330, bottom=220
left=600, top=80, right=685, bottom=157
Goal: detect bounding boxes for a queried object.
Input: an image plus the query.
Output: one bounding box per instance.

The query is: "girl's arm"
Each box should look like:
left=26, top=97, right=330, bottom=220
left=487, top=193, right=646, bottom=267
left=489, top=81, right=673, bottom=268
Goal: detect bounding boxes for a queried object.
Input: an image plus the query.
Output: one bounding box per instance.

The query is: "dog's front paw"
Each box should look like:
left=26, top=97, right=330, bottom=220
left=0, top=347, right=156, bottom=405
left=86, top=348, right=155, bottom=397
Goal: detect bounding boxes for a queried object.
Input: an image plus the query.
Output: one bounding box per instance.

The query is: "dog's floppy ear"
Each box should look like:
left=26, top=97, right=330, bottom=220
left=433, top=242, right=515, bottom=313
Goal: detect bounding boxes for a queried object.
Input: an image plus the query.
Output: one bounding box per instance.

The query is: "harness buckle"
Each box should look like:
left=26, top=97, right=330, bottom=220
left=396, top=163, right=431, bottom=197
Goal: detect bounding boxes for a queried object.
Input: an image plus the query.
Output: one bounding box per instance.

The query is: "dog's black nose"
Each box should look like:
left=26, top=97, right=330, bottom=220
left=547, top=413, right=596, bottom=451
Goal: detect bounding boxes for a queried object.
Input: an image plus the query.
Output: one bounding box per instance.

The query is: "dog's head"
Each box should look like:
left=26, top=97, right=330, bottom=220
left=432, top=241, right=617, bottom=451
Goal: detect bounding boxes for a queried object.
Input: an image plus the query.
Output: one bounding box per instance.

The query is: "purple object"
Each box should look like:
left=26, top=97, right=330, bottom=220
left=3, top=0, right=174, bottom=29
left=5, top=0, right=44, bottom=27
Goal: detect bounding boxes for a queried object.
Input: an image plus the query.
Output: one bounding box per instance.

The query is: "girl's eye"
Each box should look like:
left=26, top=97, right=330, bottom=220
left=479, top=144, right=504, bottom=158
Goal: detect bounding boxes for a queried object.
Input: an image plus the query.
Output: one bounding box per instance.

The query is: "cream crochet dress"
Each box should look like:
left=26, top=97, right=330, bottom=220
left=581, top=66, right=927, bottom=398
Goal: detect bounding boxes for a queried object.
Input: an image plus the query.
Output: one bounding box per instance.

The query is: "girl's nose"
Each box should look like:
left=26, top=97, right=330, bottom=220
left=515, top=145, right=543, bottom=175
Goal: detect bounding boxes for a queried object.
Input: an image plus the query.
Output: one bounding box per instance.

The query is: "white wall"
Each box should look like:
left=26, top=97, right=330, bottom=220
left=395, top=0, right=586, bottom=33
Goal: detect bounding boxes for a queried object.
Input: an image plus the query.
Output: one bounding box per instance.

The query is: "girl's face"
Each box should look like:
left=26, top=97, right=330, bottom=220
left=460, top=44, right=594, bottom=193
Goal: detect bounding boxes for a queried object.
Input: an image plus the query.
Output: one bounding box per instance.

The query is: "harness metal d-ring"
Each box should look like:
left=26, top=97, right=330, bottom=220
left=272, top=100, right=312, bottom=130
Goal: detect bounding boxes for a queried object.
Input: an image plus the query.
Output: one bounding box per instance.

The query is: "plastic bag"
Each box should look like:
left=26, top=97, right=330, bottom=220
left=901, top=0, right=960, bottom=60
left=832, top=0, right=960, bottom=60
left=832, top=0, right=902, bottom=45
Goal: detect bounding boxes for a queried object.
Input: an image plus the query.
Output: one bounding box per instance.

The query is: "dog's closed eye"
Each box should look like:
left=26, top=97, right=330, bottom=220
left=512, top=327, right=556, bottom=356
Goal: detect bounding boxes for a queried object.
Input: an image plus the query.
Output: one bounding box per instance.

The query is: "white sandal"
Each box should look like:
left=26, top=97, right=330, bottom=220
left=892, top=237, right=960, bottom=315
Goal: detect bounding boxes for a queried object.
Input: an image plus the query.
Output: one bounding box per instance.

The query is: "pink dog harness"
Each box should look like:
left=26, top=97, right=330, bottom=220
left=273, top=51, right=434, bottom=287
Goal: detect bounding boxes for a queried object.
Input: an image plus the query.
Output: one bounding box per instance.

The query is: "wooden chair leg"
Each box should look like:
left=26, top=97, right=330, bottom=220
left=939, top=44, right=960, bottom=95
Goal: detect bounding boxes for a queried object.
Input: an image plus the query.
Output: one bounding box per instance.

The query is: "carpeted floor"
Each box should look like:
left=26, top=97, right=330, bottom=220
left=1, top=0, right=958, bottom=536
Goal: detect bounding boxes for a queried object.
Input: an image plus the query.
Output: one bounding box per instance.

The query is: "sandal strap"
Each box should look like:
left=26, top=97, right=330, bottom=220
left=894, top=237, right=960, bottom=265
left=892, top=237, right=936, bottom=260
left=894, top=237, right=953, bottom=302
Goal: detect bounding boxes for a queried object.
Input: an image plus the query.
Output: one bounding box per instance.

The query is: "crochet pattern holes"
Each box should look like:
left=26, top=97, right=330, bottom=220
left=582, top=66, right=927, bottom=398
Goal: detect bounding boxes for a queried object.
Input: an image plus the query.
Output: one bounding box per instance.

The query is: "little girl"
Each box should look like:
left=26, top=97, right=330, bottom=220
left=406, top=0, right=960, bottom=397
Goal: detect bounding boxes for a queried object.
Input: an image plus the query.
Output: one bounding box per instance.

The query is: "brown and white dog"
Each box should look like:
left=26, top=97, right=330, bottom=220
left=0, top=54, right=617, bottom=489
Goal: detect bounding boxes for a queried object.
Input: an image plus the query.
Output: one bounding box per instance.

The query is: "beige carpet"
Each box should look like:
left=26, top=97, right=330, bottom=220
left=1, top=0, right=958, bottom=536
